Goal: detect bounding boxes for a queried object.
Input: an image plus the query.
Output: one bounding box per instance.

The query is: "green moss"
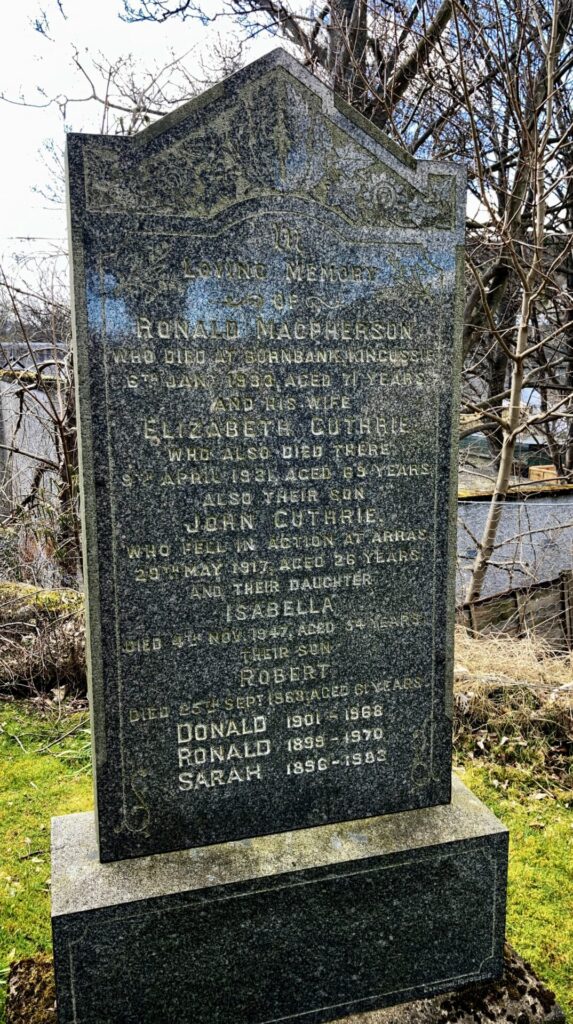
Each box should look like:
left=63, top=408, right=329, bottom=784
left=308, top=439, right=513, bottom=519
left=32, top=590, right=83, bottom=615
left=0, top=703, right=92, bottom=1021
left=456, top=763, right=573, bottom=1020
left=0, top=369, right=57, bottom=384
left=0, top=584, right=83, bottom=618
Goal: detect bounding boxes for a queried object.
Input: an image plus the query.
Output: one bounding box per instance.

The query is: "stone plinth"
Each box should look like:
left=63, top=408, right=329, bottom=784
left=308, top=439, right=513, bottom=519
left=51, top=776, right=507, bottom=1024
left=6, top=946, right=566, bottom=1024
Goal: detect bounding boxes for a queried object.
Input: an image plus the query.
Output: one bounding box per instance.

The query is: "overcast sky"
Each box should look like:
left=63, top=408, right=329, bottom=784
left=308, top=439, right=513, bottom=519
left=0, top=0, right=277, bottom=266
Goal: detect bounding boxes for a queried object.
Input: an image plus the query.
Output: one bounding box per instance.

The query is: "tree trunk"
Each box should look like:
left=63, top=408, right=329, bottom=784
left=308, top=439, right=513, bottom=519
left=465, top=295, right=528, bottom=603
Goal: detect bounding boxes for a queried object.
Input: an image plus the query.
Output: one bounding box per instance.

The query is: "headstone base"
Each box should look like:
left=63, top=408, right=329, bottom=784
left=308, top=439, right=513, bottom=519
left=7, top=946, right=565, bottom=1024
left=51, top=777, right=508, bottom=1024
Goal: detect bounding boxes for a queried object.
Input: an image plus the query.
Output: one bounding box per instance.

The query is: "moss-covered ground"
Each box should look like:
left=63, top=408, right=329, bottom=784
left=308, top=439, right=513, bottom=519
left=457, top=762, right=572, bottom=1021
left=0, top=699, right=571, bottom=1022
left=0, top=702, right=91, bottom=1021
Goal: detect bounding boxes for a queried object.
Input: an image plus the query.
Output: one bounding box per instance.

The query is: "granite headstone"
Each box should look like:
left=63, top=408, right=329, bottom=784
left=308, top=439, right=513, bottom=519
left=52, top=49, right=508, bottom=1024
left=67, top=46, right=464, bottom=863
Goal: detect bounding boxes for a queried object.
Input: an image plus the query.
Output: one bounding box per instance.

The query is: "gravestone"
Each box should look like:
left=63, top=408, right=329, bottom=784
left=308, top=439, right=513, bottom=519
left=68, top=47, right=463, bottom=864
left=52, top=48, right=508, bottom=1024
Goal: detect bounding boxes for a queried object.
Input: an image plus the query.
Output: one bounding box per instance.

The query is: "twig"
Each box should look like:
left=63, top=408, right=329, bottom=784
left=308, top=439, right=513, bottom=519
left=5, top=731, right=27, bottom=753
left=36, top=719, right=88, bottom=754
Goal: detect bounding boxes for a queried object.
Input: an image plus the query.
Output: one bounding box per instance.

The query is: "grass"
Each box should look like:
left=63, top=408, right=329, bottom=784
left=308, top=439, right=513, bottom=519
left=453, top=626, right=573, bottom=1018
left=0, top=682, right=571, bottom=1023
left=456, top=761, right=573, bottom=1021
left=0, top=701, right=92, bottom=1019
left=455, top=625, right=573, bottom=688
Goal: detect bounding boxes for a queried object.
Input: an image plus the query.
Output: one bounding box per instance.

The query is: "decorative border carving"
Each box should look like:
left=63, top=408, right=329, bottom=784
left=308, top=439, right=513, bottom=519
left=84, top=69, right=455, bottom=230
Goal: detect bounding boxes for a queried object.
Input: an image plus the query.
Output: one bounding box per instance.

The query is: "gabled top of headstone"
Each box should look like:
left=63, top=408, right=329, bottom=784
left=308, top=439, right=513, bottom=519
left=76, top=48, right=464, bottom=239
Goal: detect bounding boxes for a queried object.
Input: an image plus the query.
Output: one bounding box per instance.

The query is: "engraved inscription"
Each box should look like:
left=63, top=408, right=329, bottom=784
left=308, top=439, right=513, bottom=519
left=101, top=213, right=450, bottom=825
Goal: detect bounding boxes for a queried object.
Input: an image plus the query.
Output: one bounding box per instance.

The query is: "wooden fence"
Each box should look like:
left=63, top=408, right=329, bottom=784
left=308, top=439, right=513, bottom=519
left=456, top=570, right=573, bottom=651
